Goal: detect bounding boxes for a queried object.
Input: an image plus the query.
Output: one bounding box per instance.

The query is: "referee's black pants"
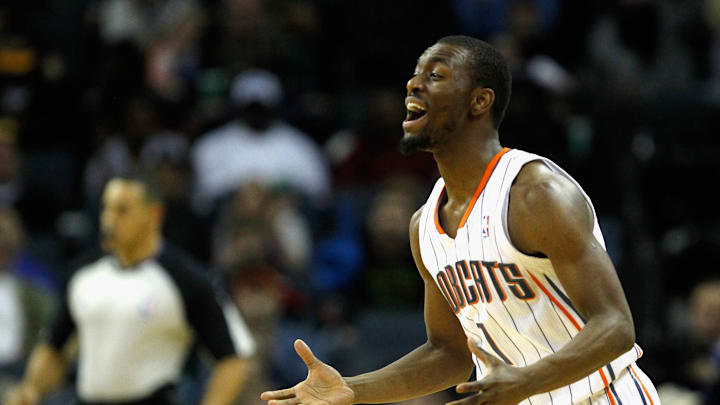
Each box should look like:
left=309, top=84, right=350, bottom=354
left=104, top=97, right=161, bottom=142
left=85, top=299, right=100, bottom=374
left=76, top=384, right=178, bottom=405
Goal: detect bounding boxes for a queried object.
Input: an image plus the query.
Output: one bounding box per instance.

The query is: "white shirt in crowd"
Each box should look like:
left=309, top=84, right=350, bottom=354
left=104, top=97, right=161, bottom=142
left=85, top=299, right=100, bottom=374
left=192, top=120, right=330, bottom=208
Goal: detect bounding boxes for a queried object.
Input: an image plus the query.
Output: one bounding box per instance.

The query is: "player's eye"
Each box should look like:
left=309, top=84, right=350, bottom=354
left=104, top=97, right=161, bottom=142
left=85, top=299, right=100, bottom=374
left=430, top=72, right=442, bottom=80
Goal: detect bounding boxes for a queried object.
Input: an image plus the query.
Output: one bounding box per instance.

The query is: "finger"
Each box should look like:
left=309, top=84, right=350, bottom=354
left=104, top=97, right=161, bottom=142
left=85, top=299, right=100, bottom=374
left=455, top=379, right=488, bottom=394
left=467, top=337, right=504, bottom=368
left=261, top=388, right=296, bottom=400
left=294, top=339, right=319, bottom=369
left=268, top=398, right=301, bottom=405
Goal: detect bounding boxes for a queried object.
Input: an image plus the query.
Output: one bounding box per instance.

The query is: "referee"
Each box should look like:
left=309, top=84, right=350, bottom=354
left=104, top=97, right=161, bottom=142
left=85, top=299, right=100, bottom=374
left=4, top=174, right=255, bottom=405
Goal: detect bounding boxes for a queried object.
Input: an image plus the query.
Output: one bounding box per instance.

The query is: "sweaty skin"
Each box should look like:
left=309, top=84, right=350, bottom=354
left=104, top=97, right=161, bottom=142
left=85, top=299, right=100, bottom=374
left=261, top=40, right=636, bottom=405
left=447, top=161, right=635, bottom=405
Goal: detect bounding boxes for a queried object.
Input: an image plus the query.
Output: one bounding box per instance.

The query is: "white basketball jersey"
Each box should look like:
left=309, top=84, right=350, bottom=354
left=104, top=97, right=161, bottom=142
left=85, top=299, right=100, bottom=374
left=418, top=148, right=643, bottom=405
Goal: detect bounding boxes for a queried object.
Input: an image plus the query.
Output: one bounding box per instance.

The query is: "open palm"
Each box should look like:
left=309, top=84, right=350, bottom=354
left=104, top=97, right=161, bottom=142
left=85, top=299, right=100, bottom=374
left=261, top=340, right=355, bottom=405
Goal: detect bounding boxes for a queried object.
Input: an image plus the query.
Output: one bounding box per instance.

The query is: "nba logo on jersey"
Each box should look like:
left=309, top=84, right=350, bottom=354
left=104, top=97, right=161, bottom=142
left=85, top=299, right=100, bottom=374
left=482, top=215, right=490, bottom=238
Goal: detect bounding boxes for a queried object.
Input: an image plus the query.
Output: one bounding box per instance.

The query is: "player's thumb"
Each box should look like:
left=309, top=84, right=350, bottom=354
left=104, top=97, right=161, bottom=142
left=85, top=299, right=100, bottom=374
left=467, top=337, right=503, bottom=368
left=294, top=339, right=320, bottom=369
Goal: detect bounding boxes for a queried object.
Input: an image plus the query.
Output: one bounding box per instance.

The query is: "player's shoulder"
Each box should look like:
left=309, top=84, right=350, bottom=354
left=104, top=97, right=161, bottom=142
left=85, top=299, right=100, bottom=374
left=410, top=204, right=425, bottom=236
left=509, top=160, right=594, bottom=250
left=409, top=204, right=426, bottom=256
left=511, top=160, right=585, bottom=214
left=411, top=204, right=425, bottom=224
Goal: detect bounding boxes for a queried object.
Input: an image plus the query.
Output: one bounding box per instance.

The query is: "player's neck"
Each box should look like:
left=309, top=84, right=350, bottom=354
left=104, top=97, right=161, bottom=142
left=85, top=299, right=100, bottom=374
left=114, top=233, right=162, bottom=268
left=433, top=131, right=502, bottom=204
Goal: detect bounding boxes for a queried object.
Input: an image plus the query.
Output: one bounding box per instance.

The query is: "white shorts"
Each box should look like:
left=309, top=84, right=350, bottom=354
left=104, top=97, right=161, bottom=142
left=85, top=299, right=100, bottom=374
left=588, top=363, right=661, bottom=405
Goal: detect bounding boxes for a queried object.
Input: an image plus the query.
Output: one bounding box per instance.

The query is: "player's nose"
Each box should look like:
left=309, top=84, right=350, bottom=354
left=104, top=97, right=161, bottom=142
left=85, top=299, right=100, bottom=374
left=406, top=75, right=424, bottom=95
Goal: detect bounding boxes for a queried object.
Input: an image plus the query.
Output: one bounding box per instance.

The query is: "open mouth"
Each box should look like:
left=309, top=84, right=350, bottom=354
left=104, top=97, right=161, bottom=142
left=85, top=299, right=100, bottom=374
left=405, top=102, right=427, bottom=122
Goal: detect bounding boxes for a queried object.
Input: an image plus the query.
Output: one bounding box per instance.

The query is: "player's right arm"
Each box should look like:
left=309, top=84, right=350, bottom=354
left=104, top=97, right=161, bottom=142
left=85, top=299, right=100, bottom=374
left=344, top=206, right=475, bottom=403
left=3, top=343, right=67, bottom=405
left=261, top=206, right=475, bottom=405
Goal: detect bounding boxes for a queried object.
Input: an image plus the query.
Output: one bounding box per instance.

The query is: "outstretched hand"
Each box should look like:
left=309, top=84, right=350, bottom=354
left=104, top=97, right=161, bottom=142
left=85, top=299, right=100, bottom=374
left=448, top=338, right=534, bottom=405
left=261, top=340, right=356, bottom=405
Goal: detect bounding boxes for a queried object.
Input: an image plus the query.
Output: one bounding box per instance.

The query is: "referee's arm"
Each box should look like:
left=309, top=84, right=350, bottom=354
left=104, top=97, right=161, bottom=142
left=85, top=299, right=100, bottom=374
left=202, top=356, right=248, bottom=405
left=4, top=281, right=76, bottom=405
left=184, top=271, right=255, bottom=405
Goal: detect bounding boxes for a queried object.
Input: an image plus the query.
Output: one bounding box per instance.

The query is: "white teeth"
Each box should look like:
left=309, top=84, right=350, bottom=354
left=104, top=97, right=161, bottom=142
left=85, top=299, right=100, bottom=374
left=407, top=102, right=426, bottom=112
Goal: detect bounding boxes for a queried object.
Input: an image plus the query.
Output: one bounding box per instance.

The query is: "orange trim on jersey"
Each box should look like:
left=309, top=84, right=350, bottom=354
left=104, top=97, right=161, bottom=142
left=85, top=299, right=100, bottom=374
left=629, top=364, right=655, bottom=405
left=433, top=147, right=511, bottom=235
left=458, top=147, right=510, bottom=228
left=526, top=272, right=583, bottom=331
left=598, top=369, right=616, bottom=405
left=634, top=343, right=644, bottom=358
left=434, top=188, right=447, bottom=234
left=529, top=272, right=620, bottom=401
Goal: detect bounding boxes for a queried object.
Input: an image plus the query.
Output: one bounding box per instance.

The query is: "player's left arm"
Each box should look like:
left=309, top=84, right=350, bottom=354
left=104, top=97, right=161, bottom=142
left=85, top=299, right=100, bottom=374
left=452, top=161, right=636, bottom=405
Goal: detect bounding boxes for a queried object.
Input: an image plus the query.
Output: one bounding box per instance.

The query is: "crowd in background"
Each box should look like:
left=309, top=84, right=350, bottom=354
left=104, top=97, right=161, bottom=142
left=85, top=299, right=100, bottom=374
left=1, top=0, right=719, bottom=404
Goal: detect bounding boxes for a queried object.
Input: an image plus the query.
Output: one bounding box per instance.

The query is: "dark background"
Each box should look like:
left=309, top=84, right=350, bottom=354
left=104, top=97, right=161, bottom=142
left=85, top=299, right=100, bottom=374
left=1, top=0, right=719, bottom=404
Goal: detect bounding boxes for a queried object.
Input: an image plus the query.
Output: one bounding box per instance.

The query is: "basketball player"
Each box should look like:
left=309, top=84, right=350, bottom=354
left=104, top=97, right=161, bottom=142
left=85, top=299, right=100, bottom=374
left=260, top=36, right=660, bottom=405
left=4, top=174, right=255, bottom=405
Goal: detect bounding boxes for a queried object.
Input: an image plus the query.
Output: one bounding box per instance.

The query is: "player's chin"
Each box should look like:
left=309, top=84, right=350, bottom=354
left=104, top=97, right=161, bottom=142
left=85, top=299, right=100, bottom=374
left=399, top=131, right=432, bottom=156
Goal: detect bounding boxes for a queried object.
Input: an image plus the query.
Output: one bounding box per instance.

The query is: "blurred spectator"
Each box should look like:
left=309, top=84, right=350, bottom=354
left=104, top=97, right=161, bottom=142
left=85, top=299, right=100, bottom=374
left=141, top=132, right=212, bottom=261
left=212, top=181, right=312, bottom=405
left=192, top=69, right=330, bottom=212
left=213, top=182, right=313, bottom=278
left=84, top=96, right=159, bottom=201
left=0, top=119, right=21, bottom=207
left=689, top=280, right=720, bottom=403
left=0, top=208, right=53, bottom=395
left=200, top=0, right=320, bottom=93
left=359, top=175, right=424, bottom=310
left=83, top=96, right=209, bottom=259
left=451, top=0, right=558, bottom=40
left=685, top=280, right=720, bottom=403
left=269, top=292, right=358, bottom=390
left=143, top=0, right=204, bottom=102
left=325, top=88, right=437, bottom=190
left=97, top=0, right=203, bottom=51
left=660, top=279, right=720, bottom=405
left=585, top=0, right=716, bottom=103
left=0, top=118, right=69, bottom=275
left=313, top=0, right=454, bottom=90
left=308, top=198, right=364, bottom=295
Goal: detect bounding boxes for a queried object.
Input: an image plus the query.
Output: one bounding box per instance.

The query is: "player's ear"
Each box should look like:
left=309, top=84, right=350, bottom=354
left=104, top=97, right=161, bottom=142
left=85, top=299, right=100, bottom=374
left=470, top=87, right=494, bottom=117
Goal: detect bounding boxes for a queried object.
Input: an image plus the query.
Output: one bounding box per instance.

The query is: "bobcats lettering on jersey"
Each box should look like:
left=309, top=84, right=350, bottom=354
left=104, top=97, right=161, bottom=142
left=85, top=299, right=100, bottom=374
left=417, top=148, right=645, bottom=405
left=437, top=260, right=536, bottom=312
